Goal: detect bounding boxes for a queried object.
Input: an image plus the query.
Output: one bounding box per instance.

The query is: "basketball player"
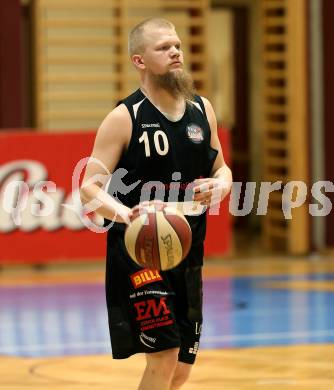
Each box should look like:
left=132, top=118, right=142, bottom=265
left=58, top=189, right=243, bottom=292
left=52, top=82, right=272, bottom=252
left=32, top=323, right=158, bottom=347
left=80, top=18, right=232, bottom=390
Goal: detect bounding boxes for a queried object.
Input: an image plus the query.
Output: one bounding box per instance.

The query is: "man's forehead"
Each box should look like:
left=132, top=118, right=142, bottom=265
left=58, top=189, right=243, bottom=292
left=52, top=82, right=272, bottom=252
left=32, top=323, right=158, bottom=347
left=145, top=27, right=180, bottom=44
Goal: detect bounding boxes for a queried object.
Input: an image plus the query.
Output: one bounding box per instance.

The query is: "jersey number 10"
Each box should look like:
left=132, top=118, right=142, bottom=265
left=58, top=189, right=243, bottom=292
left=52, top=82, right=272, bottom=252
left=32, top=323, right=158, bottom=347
left=139, top=131, right=169, bottom=157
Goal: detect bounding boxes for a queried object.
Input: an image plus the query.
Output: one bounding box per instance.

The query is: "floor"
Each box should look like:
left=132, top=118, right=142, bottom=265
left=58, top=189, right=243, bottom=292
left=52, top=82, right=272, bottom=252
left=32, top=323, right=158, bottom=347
left=1, top=256, right=334, bottom=389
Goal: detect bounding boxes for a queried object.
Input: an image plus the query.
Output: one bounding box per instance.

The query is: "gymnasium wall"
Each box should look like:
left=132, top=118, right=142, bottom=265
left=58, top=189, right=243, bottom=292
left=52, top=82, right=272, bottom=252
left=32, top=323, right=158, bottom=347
left=322, top=0, right=334, bottom=247
left=32, top=0, right=210, bottom=131
left=0, top=0, right=23, bottom=127
left=1, top=0, right=334, bottom=255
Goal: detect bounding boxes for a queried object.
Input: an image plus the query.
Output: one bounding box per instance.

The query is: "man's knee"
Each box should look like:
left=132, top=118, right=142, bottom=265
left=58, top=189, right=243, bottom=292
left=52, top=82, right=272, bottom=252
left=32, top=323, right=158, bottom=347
left=145, top=348, right=179, bottom=380
left=170, top=362, right=192, bottom=389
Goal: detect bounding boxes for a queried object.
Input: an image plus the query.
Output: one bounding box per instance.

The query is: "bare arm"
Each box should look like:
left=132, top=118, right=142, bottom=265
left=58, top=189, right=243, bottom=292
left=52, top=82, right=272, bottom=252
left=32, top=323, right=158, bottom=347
left=80, top=104, right=133, bottom=224
left=193, top=97, right=233, bottom=205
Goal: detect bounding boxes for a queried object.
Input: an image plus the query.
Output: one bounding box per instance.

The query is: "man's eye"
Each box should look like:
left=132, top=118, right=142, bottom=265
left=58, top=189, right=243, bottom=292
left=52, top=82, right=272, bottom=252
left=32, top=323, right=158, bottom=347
left=160, top=46, right=169, bottom=50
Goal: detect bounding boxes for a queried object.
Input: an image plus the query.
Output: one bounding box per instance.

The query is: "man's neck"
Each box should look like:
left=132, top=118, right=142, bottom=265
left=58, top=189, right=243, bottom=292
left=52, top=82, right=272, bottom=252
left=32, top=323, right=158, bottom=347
left=140, top=79, right=185, bottom=115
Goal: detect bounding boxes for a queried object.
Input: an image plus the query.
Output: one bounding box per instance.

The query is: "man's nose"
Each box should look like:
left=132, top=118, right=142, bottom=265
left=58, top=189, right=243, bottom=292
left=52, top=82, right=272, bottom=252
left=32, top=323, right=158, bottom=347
left=170, top=46, right=180, bottom=57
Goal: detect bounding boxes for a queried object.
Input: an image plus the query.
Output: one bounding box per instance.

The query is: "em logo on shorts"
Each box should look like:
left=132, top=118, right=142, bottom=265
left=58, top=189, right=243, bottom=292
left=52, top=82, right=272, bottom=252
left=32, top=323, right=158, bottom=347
left=134, top=297, right=174, bottom=331
left=130, top=269, right=162, bottom=289
left=186, top=123, right=204, bottom=143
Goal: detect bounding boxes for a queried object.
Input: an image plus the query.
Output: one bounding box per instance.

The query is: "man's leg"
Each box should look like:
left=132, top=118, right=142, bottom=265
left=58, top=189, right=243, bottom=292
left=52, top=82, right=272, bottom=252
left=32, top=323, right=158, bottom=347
left=138, top=348, right=179, bottom=390
left=170, top=361, right=192, bottom=390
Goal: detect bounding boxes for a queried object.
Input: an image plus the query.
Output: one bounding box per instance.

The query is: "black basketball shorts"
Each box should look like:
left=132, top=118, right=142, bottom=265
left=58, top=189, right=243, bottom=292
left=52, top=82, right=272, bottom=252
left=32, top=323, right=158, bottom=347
left=105, top=231, right=204, bottom=365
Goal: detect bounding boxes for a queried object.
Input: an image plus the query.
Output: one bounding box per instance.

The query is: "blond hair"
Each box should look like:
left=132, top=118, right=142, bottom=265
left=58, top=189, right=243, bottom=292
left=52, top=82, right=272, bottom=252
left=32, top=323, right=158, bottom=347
left=128, top=18, right=175, bottom=56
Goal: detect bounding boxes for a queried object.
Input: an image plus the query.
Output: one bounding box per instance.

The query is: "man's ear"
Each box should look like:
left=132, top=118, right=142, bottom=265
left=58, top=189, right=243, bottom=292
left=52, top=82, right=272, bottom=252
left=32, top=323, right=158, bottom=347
left=132, top=55, right=145, bottom=70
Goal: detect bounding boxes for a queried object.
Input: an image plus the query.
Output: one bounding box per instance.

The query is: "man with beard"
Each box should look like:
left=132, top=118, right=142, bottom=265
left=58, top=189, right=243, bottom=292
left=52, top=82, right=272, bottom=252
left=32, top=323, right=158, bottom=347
left=80, top=18, right=232, bottom=390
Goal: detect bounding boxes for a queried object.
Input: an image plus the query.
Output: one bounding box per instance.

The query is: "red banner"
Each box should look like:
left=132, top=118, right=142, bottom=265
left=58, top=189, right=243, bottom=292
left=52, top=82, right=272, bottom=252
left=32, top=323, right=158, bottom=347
left=0, top=130, right=231, bottom=264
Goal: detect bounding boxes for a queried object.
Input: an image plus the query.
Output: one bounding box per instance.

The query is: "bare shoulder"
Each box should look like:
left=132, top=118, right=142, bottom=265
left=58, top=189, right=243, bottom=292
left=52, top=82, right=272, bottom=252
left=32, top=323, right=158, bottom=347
left=97, top=103, right=132, bottom=143
left=199, top=96, right=217, bottom=129
left=200, top=96, right=214, bottom=114
left=86, top=104, right=132, bottom=173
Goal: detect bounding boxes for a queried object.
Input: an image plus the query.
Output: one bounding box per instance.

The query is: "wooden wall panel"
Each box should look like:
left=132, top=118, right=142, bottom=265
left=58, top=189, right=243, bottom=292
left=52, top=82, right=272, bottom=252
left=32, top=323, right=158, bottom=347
left=0, top=0, right=23, bottom=128
left=261, top=0, right=310, bottom=254
left=322, top=0, right=334, bottom=248
left=33, top=0, right=209, bottom=130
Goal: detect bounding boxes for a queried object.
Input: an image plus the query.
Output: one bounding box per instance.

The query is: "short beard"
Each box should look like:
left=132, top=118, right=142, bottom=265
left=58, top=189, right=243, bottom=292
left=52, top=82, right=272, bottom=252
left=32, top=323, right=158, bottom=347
left=151, top=70, right=195, bottom=101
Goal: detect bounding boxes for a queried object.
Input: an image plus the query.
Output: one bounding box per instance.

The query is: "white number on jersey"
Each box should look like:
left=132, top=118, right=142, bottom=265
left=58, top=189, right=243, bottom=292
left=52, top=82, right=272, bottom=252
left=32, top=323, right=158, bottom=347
left=139, top=130, right=169, bottom=157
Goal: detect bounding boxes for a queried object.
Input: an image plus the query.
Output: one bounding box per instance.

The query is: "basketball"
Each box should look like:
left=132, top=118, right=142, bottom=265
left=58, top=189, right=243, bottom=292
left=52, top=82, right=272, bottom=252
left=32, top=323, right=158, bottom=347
left=124, top=203, right=192, bottom=271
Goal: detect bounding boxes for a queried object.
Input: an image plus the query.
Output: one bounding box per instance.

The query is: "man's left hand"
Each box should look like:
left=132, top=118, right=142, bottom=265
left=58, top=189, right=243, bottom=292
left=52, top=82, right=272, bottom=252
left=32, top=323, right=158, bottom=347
left=193, top=178, right=230, bottom=207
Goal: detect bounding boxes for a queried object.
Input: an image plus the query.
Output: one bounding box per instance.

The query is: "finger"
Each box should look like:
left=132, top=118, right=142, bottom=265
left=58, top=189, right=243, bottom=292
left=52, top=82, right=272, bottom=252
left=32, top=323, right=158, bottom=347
left=193, top=178, right=211, bottom=186
left=148, top=200, right=166, bottom=211
left=129, top=208, right=140, bottom=221
left=124, top=214, right=131, bottom=225
left=149, top=199, right=164, bottom=206
left=193, top=196, right=208, bottom=204
left=193, top=182, right=214, bottom=193
left=131, top=205, right=141, bottom=213
left=193, top=192, right=212, bottom=202
left=131, top=203, right=149, bottom=216
left=200, top=198, right=211, bottom=206
left=193, top=196, right=210, bottom=204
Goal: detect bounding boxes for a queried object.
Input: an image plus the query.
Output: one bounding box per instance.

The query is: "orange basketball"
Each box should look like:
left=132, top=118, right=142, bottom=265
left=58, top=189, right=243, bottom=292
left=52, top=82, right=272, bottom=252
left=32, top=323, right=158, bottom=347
left=124, top=204, right=192, bottom=271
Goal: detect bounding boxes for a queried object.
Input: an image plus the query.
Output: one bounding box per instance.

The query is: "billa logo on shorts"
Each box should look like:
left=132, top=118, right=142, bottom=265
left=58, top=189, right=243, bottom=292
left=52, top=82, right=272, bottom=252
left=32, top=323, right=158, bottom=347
left=186, top=123, right=204, bottom=143
left=130, top=269, right=162, bottom=289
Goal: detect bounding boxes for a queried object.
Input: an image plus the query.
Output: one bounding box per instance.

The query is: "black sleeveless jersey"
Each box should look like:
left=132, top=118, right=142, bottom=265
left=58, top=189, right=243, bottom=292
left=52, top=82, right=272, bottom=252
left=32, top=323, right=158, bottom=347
left=106, top=89, right=218, bottom=247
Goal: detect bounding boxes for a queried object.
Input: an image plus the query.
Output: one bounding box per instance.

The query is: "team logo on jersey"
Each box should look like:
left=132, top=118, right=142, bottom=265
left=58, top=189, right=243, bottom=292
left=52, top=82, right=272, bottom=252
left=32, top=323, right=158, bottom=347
left=186, top=123, right=204, bottom=143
